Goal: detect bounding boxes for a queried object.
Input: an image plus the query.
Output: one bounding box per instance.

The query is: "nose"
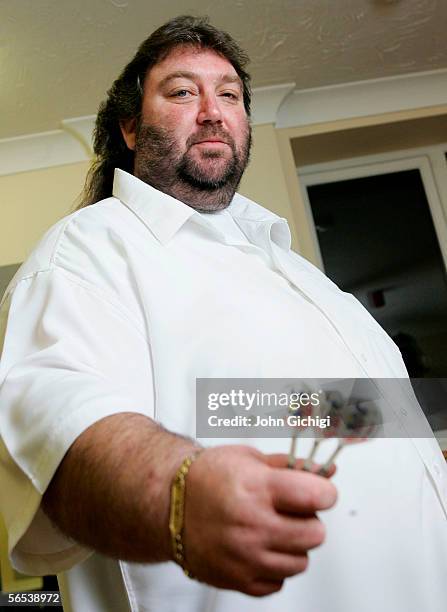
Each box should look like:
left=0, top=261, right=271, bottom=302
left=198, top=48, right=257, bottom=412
left=197, top=93, right=222, bottom=125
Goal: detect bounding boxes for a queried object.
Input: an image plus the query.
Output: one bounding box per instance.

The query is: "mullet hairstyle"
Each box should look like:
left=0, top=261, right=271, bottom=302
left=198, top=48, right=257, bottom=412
left=77, top=15, right=252, bottom=209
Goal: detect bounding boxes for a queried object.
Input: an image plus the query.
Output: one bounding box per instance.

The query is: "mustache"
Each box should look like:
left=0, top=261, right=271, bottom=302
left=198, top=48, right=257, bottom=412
left=187, top=128, right=234, bottom=148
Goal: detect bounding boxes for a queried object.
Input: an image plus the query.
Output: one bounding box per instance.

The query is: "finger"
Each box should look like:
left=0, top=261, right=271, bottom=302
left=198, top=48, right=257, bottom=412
left=264, top=453, right=290, bottom=468
left=254, top=550, right=309, bottom=581
left=264, top=453, right=337, bottom=478
left=244, top=579, right=284, bottom=598
left=298, top=459, right=337, bottom=478
left=316, top=463, right=335, bottom=477
left=267, top=514, right=326, bottom=553
left=269, top=469, right=338, bottom=513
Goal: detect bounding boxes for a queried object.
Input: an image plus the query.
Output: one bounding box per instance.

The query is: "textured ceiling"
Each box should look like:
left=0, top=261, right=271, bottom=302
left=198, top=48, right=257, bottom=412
left=1, top=0, right=447, bottom=139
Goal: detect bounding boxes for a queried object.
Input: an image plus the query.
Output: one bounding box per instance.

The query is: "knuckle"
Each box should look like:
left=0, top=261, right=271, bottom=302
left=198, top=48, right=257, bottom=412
left=251, top=550, right=275, bottom=575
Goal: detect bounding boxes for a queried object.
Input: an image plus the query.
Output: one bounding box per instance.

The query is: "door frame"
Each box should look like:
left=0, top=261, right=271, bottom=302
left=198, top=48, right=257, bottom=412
left=297, top=144, right=447, bottom=273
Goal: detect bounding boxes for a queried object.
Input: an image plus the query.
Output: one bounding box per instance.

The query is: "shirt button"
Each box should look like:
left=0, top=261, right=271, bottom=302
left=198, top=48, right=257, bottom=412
left=401, top=408, right=408, bottom=417
left=433, top=462, right=441, bottom=476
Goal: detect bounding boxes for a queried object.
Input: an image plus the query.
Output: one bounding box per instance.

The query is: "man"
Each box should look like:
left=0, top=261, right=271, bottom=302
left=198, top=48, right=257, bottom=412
left=0, top=15, right=446, bottom=612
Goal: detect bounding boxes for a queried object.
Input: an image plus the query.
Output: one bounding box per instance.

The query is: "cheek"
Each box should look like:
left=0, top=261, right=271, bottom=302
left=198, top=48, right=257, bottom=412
left=143, top=103, right=193, bottom=133
left=163, top=110, right=197, bottom=144
left=232, top=117, right=250, bottom=149
left=165, top=103, right=195, bottom=122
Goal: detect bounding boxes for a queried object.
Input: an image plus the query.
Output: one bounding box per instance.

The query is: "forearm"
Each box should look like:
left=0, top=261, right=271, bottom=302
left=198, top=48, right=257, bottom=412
left=42, top=412, right=198, bottom=563
left=42, top=414, right=338, bottom=596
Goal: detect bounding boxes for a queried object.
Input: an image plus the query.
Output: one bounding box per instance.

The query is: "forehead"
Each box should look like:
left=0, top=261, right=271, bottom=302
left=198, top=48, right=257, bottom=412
left=145, top=45, right=239, bottom=87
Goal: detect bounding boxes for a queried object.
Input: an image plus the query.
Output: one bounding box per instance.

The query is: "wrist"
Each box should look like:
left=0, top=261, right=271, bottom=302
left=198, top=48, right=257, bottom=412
left=169, top=448, right=204, bottom=577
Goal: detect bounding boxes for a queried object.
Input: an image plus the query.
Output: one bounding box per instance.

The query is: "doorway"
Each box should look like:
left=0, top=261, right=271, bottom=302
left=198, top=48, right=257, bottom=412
left=299, top=154, right=447, bottom=431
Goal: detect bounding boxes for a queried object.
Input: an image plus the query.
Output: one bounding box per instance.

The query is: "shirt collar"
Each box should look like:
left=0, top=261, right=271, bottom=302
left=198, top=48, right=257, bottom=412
left=112, top=168, right=291, bottom=250
left=227, top=193, right=291, bottom=251
left=113, top=169, right=196, bottom=244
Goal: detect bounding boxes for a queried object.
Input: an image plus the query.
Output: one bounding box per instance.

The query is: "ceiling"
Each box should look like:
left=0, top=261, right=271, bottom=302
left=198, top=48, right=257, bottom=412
left=2, top=0, right=447, bottom=140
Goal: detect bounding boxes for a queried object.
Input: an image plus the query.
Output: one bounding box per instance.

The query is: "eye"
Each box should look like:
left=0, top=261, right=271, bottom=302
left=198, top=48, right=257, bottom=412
left=220, top=91, right=240, bottom=103
left=171, top=89, right=192, bottom=98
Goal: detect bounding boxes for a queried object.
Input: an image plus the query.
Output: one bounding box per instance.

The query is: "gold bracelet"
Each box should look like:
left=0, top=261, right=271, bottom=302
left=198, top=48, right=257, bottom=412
left=169, top=449, right=203, bottom=578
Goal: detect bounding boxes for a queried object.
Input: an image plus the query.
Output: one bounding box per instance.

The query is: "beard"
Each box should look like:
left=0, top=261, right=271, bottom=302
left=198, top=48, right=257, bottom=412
left=133, top=121, right=252, bottom=212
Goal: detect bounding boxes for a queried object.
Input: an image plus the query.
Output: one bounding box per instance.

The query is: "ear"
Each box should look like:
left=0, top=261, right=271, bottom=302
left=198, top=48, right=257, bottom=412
left=120, top=118, right=137, bottom=151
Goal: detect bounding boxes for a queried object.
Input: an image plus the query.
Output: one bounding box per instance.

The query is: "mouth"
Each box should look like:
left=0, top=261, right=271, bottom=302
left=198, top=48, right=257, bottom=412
left=193, top=139, right=228, bottom=146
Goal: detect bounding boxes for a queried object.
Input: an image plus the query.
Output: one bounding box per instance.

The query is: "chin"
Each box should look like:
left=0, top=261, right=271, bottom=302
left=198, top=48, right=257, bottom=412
left=194, top=163, right=232, bottom=180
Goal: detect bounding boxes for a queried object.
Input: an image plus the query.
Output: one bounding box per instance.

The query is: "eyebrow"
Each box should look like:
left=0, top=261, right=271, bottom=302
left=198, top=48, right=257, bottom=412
left=158, top=71, right=243, bottom=90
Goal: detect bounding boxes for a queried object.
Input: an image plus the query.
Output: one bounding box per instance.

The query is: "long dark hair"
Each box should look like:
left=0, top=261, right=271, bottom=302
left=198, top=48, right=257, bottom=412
left=77, top=15, right=251, bottom=209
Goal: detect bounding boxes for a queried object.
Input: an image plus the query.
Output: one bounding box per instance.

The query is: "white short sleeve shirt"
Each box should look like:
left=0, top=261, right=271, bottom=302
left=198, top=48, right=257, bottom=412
left=0, top=169, right=446, bottom=612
